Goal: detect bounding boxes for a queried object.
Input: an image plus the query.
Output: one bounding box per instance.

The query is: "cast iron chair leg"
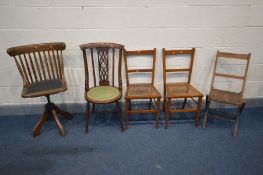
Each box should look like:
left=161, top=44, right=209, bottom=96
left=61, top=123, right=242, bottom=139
left=202, top=95, right=210, bottom=129
left=33, top=110, right=49, bottom=137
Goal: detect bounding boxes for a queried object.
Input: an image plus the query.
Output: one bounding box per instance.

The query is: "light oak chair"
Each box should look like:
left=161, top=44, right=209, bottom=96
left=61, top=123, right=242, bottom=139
left=79, top=42, right=124, bottom=132
left=7, top=42, right=73, bottom=137
left=124, top=48, right=161, bottom=129
left=163, top=48, right=203, bottom=128
left=202, top=51, right=251, bottom=137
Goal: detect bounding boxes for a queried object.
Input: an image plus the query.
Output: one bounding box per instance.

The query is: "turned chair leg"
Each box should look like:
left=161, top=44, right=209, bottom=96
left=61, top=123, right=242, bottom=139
left=156, top=98, right=160, bottom=128
left=195, top=97, right=202, bottom=127
left=125, top=99, right=129, bottom=129
left=202, top=95, right=210, bottom=129
left=165, top=98, right=171, bottom=129
left=116, top=101, right=124, bottom=131
left=85, top=102, right=90, bottom=133
left=33, top=111, right=49, bottom=137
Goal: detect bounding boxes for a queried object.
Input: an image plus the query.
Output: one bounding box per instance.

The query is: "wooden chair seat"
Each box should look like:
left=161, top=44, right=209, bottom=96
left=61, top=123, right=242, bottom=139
left=166, top=83, right=203, bottom=98
left=209, top=89, right=244, bottom=106
left=22, top=79, right=67, bottom=98
left=86, top=86, right=121, bottom=104
left=125, top=83, right=161, bottom=99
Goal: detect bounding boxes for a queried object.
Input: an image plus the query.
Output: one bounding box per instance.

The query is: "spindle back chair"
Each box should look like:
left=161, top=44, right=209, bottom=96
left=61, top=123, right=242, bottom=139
left=79, top=42, right=124, bottom=132
left=203, top=51, right=251, bottom=137
left=162, top=48, right=203, bottom=128
left=124, top=48, right=161, bottom=129
left=7, top=42, right=73, bottom=137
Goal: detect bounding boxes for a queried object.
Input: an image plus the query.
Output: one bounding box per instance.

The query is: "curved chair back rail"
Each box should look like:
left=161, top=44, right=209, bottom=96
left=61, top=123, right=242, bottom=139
left=7, top=42, right=66, bottom=88
left=79, top=42, right=124, bottom=91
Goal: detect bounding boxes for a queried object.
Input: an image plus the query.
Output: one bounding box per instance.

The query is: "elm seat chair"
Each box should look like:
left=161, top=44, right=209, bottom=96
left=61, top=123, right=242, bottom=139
left=7, top=42, right=73, bottom=137
left=202, top=51, right=251, bottom=137
left=163, top=48, right=203, bottom=128
left=79, top=42, right=124, bottom=132
left=124, top=48, right=161, bottom=129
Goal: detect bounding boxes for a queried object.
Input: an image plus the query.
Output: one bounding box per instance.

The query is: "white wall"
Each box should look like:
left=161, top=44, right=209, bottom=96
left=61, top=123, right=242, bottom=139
left=0, top=0, right=263, bottom=107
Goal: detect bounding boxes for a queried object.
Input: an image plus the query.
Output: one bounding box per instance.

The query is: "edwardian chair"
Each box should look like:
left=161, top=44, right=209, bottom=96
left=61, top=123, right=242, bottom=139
left=202, top=51, right=251, bottom=137
left=124, top=48, right=161, bottom=129
left=163, top=48, right=203, bottom=128
left=7, top=42, right=73, bottom=137
left=79, top=42, right=124, bottom=132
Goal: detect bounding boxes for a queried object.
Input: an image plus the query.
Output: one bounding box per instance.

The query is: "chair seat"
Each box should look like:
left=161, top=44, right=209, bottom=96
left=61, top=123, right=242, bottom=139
left=125, top=83, right=161, bottom=99
left=22, top=79, right=67, bottom=98
left=166, top=83, right=203, bottom=98
left=209, top=89, right=244, bottom=105
left=86, top=86, right=121, bottom=103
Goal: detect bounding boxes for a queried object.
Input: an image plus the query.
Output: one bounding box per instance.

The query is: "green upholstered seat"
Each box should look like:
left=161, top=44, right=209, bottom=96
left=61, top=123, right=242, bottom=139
left=87, top=86, right=120, bottom=102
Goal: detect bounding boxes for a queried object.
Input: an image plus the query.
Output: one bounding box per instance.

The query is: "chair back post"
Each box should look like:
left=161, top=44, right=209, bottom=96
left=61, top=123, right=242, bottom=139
left=118, top=48, right=123, bottom=90
left=162, top=48, right=167, bottom=98
left=81, top=48, right=89, bottom=91
left=210, top=50, right=220, bottom=91
left=187, top=48, right=195, bottom=84
left=240, top=53, right=251, bottom=96
left=7, top=42, right=66, bottom=88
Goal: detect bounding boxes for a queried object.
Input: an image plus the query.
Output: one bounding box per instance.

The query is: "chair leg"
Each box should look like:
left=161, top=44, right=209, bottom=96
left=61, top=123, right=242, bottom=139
left=163, top=97, right=166, bottom=111
left=165, top=98, right=171, bottom=129
left=116, top=101, right=124, bottom=131
left=202, top=95, right=210, bottom=129
left=195, top=97, right=203, bottom=127
left=32, top=110, right=49, bottom=137
left=182, top=98, right=187, bottom=109
left=92, top=104, right=97, bottom=126
left=233, top=103, right=245, bottom=137
left=125, top=99, right=129, bottom=129
left=156, top=98, right=160, bottom=128
left=85, top=102, right=90, bottom=133
left=51, top=109, right=65, bottom=137
left=54, top=106, right=73, bottom=119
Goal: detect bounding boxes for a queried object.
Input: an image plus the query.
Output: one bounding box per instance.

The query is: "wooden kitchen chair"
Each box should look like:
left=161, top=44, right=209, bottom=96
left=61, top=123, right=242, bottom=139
left=79, top=42, right=124, bottom=132
left=7, top=42, right=73, bottom=137
left=124, top=48, right=161, bottom=129
left=163, top=48, right=203, bottom=128
left=202, top=51, right=251, bottom=137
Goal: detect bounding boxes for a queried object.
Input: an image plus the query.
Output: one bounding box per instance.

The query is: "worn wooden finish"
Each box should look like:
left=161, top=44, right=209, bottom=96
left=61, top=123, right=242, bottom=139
left=124, top=48, right=161, bottom=129
left=7, top=42, right=73, bottom=137
left=80, top=42, right=124, bottom=132
left=162, top=48, right=203, bottom=128
left=203, top=51, right=251, bottom=137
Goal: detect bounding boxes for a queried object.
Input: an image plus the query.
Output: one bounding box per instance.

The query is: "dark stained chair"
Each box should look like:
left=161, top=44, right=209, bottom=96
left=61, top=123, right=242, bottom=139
left=79, top=42, right=124, bottom=132
left=202, top=51, right=251, bottom=137
left=7, top=42, right=73, bottom=137
left=163, top=48, right=203, bottom=128
left=124, top=48, right=161, bottom=129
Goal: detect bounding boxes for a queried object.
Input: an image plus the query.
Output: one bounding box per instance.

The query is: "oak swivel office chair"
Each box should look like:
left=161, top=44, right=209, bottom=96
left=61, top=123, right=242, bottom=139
left=7, top=42, right=73, bottom=137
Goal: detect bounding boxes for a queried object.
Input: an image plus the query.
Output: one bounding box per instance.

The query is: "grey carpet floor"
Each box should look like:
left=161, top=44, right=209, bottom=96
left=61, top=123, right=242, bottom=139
left=0, top=107, right=262, bottom=175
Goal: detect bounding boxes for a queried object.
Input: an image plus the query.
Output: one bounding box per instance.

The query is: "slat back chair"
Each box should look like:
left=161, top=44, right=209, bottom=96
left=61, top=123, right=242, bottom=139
left=162, top=48, right=203, bottom=128
left=79, top=42, right=124, bottom=132
left=7, top=42, right=73, bottom=137
left=124, top=48, right=161, bottom=129
left=203, top=50, right=251, bottom=137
